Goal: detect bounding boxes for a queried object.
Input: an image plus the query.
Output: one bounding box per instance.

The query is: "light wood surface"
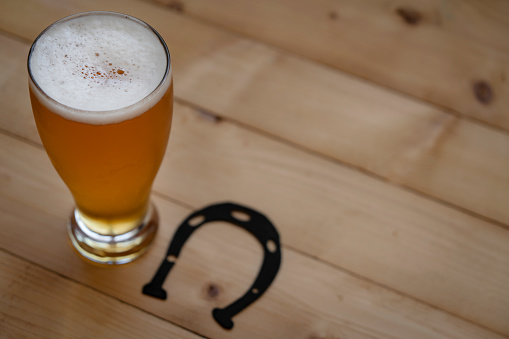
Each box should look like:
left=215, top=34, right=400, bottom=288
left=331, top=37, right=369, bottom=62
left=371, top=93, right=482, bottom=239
left=0, top=0, right=508, bottom=338
left=0, top=250, right=201, bottom=339
left=4, top=0, right=509, bottom=228
left=148, top=0, right=509, bottom=131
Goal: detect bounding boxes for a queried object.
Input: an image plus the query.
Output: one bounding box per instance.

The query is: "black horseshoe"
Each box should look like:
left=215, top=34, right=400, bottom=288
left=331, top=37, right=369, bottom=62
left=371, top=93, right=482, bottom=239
left=142, top=202, right=282, bottom=330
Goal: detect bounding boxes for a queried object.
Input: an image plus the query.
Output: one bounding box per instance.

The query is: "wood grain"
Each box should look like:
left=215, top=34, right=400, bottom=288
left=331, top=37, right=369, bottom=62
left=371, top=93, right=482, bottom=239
left=0, top=12, right=509, bottom=335
left=0, top=33, right=38, bottom=144
left=0, top=250, right=200, bottom=339
left=160, top=103, right=509, bottom=336
left=2, top=0, right=508, bottom=229
left=0, top=133, right=505, bottom=339
left=1, top=0, right=509, bottom=336
left=147, top=0, right=509, bottom=131
left=174, top=42, right=509, bottom=227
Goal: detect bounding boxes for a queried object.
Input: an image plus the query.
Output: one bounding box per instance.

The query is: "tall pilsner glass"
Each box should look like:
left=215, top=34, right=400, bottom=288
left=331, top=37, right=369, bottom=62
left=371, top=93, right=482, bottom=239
left=28, top=12, right=173, bottom=264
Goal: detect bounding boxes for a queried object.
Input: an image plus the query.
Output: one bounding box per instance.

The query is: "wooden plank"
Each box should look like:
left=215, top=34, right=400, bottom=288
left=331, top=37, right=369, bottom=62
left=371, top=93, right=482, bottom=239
left=0, top=133, right=505, bottom=339
left=0, top=33, right=39, bottom=144
left=147, top=0, right=509, bottom=131
left=2, top=0, right=509, bottom=228
left=0, top=251, right=200, bottom=339
left=0, top=13, right=509, bottom=335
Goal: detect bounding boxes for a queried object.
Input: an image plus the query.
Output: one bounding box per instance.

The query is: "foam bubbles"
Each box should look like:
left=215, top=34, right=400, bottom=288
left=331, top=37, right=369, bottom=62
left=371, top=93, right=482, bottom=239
left=29, top=12, right=171, bottom=125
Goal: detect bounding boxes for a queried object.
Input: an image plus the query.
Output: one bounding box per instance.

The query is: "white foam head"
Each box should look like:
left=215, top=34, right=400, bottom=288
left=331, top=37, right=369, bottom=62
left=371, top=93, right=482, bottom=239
left=29, top=12, right=171, bottom=125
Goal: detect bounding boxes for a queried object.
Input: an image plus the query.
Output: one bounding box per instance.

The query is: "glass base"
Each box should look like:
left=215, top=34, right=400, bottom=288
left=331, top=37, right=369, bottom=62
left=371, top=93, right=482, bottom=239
left=67, top=203, right=158, bottom=265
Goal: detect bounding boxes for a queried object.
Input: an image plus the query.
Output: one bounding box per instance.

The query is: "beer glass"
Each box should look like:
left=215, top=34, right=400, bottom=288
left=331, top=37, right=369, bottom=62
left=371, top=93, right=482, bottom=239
left=28, top=12, right=173, bottom=264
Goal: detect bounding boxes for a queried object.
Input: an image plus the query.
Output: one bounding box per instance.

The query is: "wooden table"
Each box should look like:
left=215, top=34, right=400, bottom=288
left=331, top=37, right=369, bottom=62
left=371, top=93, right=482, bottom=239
left=1, top=0, right=508, bottom=338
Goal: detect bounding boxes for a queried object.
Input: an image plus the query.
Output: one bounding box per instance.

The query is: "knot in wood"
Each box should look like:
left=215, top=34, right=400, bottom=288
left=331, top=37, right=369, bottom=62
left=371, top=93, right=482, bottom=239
left=396, top=7, right=422, bottom=25
left=167, top=1, right=184, bottom=12
left=204, top=283, right=221, bottom=300
left=473, top=81, right=493, bottom=105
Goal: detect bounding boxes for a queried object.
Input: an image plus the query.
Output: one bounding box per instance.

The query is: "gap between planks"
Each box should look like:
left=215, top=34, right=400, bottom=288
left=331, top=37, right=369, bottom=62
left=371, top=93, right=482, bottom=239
left=0, top=26, right=31, bottom=44
left=0, top=247, right=209, bottom=339
left=174, top=96, right=509, bottom=233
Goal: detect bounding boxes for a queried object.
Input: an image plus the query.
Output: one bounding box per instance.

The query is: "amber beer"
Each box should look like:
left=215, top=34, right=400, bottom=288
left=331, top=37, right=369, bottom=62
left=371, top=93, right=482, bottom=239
left=28, top=12, right=173, bottom=264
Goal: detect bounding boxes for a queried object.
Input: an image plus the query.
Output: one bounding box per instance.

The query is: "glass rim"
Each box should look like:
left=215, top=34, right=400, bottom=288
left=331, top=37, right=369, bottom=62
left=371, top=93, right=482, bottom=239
left=27, top=11, right=172, bottom=117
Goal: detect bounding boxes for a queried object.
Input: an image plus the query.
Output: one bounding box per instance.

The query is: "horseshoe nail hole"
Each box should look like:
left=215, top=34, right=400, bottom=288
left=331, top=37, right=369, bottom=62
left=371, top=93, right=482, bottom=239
left=188, top=215, right=205, bottom=227
left=167, top=255, right=177, bottom=263
left=266, top=240, right=277, bottom=253
left=252, top=288, right=259, bottom=294
left=231, top=210, right=251, bottom=222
